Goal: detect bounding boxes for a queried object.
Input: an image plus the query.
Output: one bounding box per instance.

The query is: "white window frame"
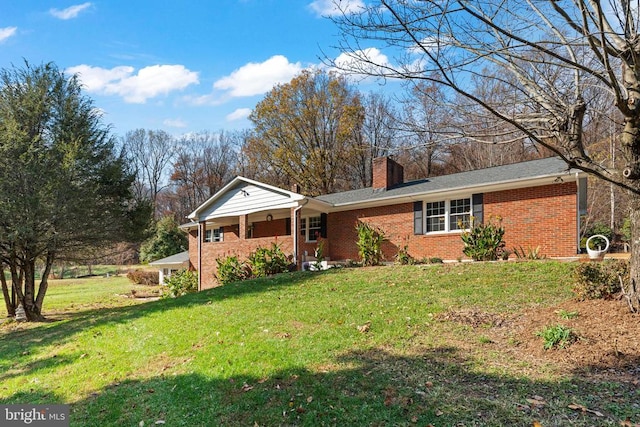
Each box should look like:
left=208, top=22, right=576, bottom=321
left=204, top=227, right=223, bottom=242
left=423, top=197, right=472, bottom=234
left=300, top=215, right=322, bottom=242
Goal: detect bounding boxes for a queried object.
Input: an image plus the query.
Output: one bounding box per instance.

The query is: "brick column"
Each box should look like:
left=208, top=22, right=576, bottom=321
left=239, top=214, right=248, bottom=239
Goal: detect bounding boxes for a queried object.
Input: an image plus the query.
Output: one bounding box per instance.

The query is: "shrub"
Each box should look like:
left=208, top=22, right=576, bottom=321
left=536, top=324, right=577, bottom=350
left=216, top=255, right=250, bottom=285
left=216, top=243, right=293, bottom=285
left=395, top=245, right=415, bottom=265
left=126, top=269, right=159, bottom=285
left=163, top=269, right=198, bottom=298
left=460, top=217, right=505, bottom=261
left=581, top=221, right=613, bottom=251
left=248, top=242, right=291, bottom=277
left=573, top=260, right=628, bottom=300
left=513, top=246, right=545, bottom=260
left=355, top=221, right=385, bottom=266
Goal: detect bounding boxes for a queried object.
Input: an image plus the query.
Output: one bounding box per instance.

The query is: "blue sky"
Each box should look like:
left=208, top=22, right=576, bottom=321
left=0, top=0, right=391, bottom=137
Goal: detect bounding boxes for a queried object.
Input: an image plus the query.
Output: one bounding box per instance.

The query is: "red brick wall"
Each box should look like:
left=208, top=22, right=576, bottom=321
left=325, top=182, right=578, bottom=262
left=188, top=225, right=294, bottom=290
left=485, top=182, right=577, bottom=258
left=252, top=218, right=289, bottom=238
left=187, top=182, right=579, bottom=288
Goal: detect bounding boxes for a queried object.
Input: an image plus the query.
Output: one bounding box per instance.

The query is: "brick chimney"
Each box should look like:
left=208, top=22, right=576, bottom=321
left=372, top=157, right=404, bottom=190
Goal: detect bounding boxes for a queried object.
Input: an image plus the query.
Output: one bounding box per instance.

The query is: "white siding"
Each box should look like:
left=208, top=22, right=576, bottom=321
left=199, top=183, right=299, bottom=219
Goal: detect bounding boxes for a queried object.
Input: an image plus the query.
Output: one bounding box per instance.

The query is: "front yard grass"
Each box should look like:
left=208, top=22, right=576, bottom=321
left=0, top=261, right=638, bottom=426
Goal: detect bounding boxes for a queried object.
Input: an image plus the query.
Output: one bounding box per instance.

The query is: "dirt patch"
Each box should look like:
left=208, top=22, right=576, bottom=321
left=437, top=309, right=508, bottom=328
left=442, top=299, right=640, bottom=384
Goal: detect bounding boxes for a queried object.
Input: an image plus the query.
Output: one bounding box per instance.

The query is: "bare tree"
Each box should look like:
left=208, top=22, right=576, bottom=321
left=168, top=131, right=239, bottom=220
left=350, top=92, right=399, bottom=187
left=122, top=129, right=176, bottom=219
left=396, top=79, right=453, bottom=178
left=329, top=0, right=640, bottom=310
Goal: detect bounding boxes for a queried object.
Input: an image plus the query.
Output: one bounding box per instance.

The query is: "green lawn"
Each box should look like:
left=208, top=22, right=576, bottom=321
left=0, top=262, right=637, bottom=426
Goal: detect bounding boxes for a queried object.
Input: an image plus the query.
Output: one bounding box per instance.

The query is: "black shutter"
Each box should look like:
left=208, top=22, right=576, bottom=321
left=285, top=218, right=291, bottom=235
left=320, top=213, right=328, bottom=238
left=472, top=193, right=484, bottom=224
left=413, top=201, right=423, bottom=235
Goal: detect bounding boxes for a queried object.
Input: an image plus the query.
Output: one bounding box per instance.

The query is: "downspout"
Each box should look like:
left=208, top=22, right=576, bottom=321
left=293, top=199, right=309, bottom=268
left=576, top=172, right=580, bottom=255
left=197, top=220, right=203, bottom=291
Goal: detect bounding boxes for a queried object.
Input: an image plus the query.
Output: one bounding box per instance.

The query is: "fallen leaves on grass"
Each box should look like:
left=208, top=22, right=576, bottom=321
left=526, top=395, right=547, bottom=409
left=567, top=403, right=604, bottom=417
left=357, top=321, right=371, bottom=333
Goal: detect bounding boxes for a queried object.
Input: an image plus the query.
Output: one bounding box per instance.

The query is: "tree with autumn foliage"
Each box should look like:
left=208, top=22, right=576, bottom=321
left=248, top=69, right=364, bottom=196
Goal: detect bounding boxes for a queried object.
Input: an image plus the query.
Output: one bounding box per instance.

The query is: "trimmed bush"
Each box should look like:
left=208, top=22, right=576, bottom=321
left=126, top=269, right=159, bottom=285
left=573, top=260, right=628, bottom=300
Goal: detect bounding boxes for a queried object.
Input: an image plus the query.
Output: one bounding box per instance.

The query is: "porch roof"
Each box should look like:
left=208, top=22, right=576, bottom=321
left=187, top=176, right=330, bottom=223
left=149, top=251, right=189, bottom=268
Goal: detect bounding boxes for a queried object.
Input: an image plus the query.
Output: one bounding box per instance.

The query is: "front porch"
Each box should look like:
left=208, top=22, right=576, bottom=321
left=184, top=176, right=331, bottom=289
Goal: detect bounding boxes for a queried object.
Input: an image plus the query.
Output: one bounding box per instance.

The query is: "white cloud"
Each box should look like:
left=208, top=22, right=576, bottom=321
left=213, top=55, right=303, bottom=97
left=67, top=64, right=199, bottom=103
left=308, top=0, right=364, bottom=17
left=50, top=2, right=92, bottom=20
left=226, top=108, right=252, bottom=122
left=0, top=26, right=17, bottom=43
left=334, top=47, right=391, bottom=76
left=67, top=64, right=134, bottom=91
left=163, top=118, right=187, bottom=128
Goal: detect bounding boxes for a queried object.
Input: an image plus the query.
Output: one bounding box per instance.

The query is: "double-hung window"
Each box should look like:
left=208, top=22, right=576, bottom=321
left=421, top=197, right=472, bottom=233
left=301, top=215, right=323, bottom=242
left=204, top=227, right=223, bottom=242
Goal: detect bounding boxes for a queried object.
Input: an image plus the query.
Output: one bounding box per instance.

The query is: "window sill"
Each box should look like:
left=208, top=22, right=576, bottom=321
left=421, top=230, right=466, bottom=236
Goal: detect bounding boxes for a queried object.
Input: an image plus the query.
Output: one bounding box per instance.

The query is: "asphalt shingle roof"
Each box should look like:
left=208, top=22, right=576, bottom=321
left=149, top=251, right=189, bottom=265
left=315, top=157, right=576, bottom=206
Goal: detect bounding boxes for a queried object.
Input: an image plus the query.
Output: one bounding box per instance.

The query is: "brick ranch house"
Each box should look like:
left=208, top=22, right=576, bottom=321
left=182, top=156, right=588, bottom=290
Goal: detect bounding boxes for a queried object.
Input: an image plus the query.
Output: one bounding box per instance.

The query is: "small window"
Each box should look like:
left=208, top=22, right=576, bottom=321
left=301, top=216, right=322, bottom=242
left=307, top=216, right=322, bottom=242
left=204, top=227, right=223, bottom=242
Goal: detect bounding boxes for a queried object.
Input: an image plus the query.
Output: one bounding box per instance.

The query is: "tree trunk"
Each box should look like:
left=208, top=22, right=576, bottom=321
left=35, top=252, right=54, bottom=313
left=21, top=260, right=45, bottom=322
left=627, top=196, right=640, bottom=312
left=0, top=265, right=15, bottom=317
